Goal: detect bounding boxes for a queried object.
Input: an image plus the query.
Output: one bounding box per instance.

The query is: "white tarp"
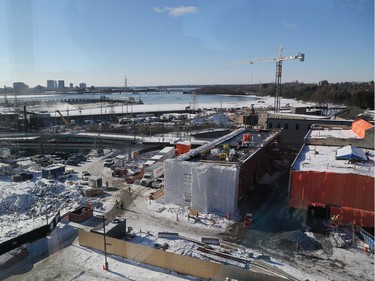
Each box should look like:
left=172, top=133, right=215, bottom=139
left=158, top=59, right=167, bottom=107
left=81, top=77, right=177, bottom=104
left=164, top=159, right=239, bottom=216
left=164, top=159, right=193, bottom=206
left=336, top=145, right=367, bottom=161
left=191, top=163, right=212, bottom=213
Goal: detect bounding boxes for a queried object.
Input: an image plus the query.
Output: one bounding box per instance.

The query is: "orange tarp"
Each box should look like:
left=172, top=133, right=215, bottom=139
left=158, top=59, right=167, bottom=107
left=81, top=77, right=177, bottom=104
left=289, top=171, right=374, bottom=227
left=352, top=119, right=373, bottom=138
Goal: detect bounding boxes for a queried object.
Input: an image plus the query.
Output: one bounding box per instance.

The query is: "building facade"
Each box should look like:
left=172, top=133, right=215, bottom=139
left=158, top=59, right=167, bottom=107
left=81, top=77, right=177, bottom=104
left=58, top=80, right=65, bottom=90
left=164, top=128, right=281, bottom=217
left=289, top=119, right=374, bottom=227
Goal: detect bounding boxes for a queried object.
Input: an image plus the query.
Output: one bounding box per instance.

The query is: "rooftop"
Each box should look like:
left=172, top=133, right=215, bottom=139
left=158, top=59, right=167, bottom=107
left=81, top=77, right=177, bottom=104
left=306, top=126, right=359, bottom=140
left=178, top=128, right=279, bottom=164
left=267, top=112, right=330, bottom=120
left=291, top=144, right=374, bottom=177
left=304, top=119, right=374, bottom=150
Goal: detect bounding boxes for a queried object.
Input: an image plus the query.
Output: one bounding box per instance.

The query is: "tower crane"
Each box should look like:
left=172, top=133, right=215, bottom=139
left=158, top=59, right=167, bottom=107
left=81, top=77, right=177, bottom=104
left=228, top=46, right=305, bottom=112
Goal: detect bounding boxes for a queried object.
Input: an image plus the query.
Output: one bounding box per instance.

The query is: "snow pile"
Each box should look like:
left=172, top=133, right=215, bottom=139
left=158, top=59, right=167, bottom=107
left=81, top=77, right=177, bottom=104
left=0, top=178, right=86, bottom=243
left=192, top=113, right=234, bottom=127
left=148, top=199, right=232, bottom=230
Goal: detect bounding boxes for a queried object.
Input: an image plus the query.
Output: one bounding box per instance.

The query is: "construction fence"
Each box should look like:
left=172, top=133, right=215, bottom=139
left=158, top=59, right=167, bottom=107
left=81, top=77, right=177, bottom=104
left=78, top=229, right=294, bottom=281
left=0, top=211, right=61, bottom=256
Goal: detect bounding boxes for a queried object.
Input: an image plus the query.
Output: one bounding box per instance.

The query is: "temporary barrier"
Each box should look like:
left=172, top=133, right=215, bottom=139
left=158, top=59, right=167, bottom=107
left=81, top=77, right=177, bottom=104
left=0, top=211, right=61, bottom=256
left=78, top=229, right=292, bottom=281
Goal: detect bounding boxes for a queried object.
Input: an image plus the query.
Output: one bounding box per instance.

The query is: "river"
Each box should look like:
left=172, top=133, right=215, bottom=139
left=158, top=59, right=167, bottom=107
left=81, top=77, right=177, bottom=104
left=2, top=90, right=262, bottom=116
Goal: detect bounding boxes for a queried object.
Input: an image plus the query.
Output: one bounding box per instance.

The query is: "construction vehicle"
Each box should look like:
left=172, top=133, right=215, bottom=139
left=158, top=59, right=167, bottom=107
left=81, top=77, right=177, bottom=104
left=125, top=170, right=144, bottom=184
left=140, top=162, right=164, bottom=187
left=227, top=46, right=305, bottom=113
left=56, top=110, right=69, bottom=126
left=55, top=110, right=76, bottom=127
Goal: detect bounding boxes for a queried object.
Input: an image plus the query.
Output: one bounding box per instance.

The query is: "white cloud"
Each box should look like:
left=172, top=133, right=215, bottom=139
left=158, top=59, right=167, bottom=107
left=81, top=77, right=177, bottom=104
left=282, top=21, right=298, bottom=29
left=152, top=7, right=165, bottom=14
left=153, top=6, right=199, bottom=17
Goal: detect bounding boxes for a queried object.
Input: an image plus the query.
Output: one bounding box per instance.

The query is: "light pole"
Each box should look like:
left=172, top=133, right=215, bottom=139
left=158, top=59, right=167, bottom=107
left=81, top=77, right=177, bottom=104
left=101, top=215, right=109, bottom=270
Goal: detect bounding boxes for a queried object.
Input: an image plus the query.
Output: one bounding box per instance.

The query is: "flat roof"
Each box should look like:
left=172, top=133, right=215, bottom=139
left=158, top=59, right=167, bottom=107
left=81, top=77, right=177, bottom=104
left=179, top=128, right=279, bottom=164
left=292, top=145, right=374, bottom=177
left=306, top=127, right=360, bottom=140
left=151, top=155, right=163, bottom=160
left=267, top=112, right=330, bottom=120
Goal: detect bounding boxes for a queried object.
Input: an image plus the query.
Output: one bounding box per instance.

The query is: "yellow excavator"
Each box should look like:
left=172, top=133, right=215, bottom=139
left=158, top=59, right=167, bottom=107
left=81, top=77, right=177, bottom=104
left=55, top=110, right=69, bottom=126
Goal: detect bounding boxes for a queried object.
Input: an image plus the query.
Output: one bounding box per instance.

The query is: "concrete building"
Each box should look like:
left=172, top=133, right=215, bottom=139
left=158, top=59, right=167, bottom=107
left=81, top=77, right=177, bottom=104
left=79, top=83, right=87, bottom=88
left=47, top=80, right=55, bottom=90
left=58, top=80, right=65, bottom=90
left=12, top=82, right=29, bottom=94
left=259, top=110, right=351, bottom=146
left=289, top=119, right=374, bottom=227
left=164, top=128, right=281, bottom=217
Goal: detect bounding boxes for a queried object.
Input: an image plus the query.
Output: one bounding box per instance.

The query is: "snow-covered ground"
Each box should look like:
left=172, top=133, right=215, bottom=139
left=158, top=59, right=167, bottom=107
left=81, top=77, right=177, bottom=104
left=2, top=94, right=314, bottom=117
left=1, top=97, right=374, bottom=280
left=3, top=169, right=374, bottom=281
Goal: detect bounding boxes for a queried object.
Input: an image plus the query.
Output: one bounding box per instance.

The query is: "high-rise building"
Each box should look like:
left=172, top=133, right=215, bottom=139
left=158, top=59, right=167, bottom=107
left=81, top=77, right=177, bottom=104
left=79, top=83, right=87, bottom=88
left=47, top=80, right=55, bottom=89
left=69, top=83, right=73, bottom=88
left=13, top=82, right=29, bottom=94
left=58, top=80, right=65, bottom=89
left=54, top=81, right=57, bottom=89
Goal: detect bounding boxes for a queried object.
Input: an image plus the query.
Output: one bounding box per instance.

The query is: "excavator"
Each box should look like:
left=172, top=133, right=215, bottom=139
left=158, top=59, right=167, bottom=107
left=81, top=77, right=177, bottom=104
left=56, top=109, right=75, bottom=127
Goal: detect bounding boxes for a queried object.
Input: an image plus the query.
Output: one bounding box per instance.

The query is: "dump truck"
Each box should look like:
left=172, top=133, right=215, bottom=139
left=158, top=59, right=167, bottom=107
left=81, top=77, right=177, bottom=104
left=140, top=162, right=164, bottom=187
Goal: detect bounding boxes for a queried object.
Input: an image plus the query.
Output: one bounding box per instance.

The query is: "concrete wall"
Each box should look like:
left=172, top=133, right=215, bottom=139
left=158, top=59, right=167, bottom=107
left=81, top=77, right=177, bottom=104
left=266, top=118, right=351, bottom=146
left=78, top=230, right=289, bottom=281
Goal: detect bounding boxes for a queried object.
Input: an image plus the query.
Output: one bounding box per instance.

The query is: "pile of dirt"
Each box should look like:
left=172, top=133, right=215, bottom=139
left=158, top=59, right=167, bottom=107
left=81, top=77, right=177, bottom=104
left=239, top=229, right=322, bottom=257
left=267, top=230, right=322, bottom=252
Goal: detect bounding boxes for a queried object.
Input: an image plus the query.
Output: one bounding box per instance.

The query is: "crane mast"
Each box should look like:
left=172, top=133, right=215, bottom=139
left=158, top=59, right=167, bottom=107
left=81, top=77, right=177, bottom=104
left=228, top=46, right=305, bottom=112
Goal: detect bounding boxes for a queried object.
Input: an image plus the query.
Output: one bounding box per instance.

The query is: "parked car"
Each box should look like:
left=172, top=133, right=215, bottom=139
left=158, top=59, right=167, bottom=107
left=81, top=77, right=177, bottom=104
left=151, top=178, right=164, bottom=189
left=81, top=171, right=91, bottom=180
left=12, top=172, right=33, bottom=182
left=104, top=159, right=114, bottom=167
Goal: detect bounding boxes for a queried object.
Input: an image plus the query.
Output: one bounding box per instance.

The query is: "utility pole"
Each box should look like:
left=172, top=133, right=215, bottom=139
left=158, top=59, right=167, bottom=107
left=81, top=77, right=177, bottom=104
left=102, top=215, right=109, bottom=270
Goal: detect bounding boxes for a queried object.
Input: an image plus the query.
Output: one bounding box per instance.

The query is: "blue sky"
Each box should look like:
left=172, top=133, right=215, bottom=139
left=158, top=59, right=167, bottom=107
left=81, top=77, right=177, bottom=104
left=0, top=0, right=373, bottom=87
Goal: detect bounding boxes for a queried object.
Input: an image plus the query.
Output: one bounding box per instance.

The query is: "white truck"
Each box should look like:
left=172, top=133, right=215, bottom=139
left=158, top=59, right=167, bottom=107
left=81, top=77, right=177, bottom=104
left=140, top=162, right=164, bottom=187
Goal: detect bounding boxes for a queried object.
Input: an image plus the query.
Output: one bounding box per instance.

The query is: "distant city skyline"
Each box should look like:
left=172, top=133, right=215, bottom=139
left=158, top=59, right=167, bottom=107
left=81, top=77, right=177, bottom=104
left=0, top=0, right=373, bottom=87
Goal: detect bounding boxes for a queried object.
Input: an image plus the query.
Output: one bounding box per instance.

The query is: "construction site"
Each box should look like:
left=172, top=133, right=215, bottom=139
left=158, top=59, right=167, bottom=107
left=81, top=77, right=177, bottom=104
left=0, top=48, right=374, bottom=281
left=0, top=90, right=373, bottom=280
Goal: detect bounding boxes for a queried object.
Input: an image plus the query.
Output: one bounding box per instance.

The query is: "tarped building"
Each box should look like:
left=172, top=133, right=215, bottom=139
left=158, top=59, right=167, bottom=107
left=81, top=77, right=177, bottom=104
left=289, top=119, right=374, bottom=227
left=164, top=128, right=281, bottom=217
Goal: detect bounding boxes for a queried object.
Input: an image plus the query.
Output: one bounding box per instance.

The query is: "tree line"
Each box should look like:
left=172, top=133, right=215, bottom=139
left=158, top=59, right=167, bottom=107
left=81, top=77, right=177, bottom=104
left=197, top=81, right=374, bottom=109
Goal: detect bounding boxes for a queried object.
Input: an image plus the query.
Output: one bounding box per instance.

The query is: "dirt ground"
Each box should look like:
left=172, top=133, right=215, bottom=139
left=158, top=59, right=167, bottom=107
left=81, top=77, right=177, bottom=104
left=220, top=166, right=375, bottom=281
